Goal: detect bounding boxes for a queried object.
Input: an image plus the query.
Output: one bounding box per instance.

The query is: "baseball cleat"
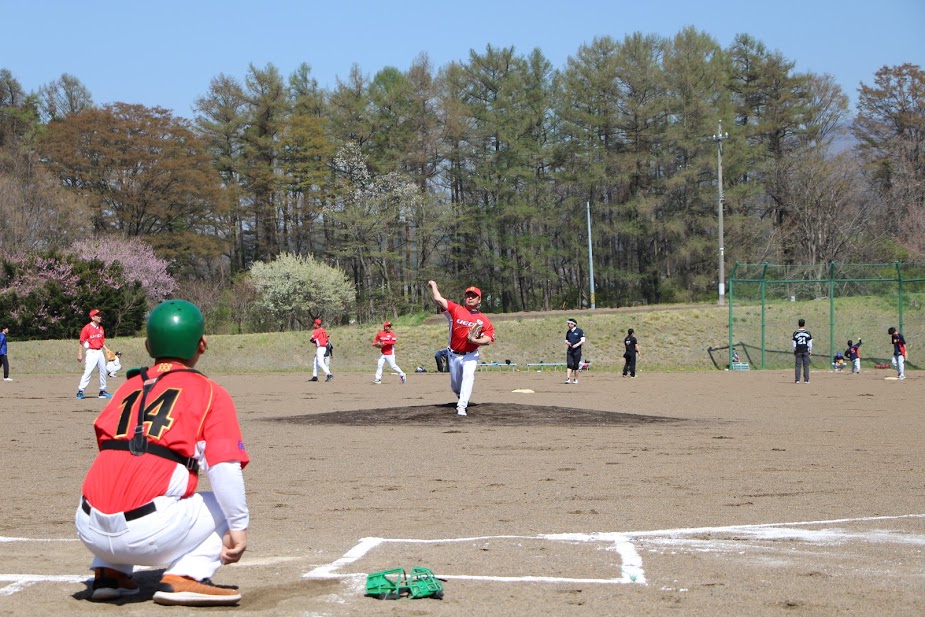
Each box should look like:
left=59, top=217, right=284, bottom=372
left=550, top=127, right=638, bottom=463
left=308, top=376, right=318, bottom=382
left=400, top=375, right=406, bottom=384
left=98, top=391, right=112, bottom=399
left=91, top=567, right=139, bottom=601
left=325, top=374, right=334, bottom=382
left=153, top=574, right=240, bottom=606
left=3, top=377, right=11, bottom=381
left=76, top=390, right=85, bottom=399
left=456, top=408, right=467, bottom=416
left=372, top=379, right=381, bottom=384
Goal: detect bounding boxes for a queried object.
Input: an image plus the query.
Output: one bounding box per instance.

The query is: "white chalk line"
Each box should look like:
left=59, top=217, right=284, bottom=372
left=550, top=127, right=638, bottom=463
left=0, top=575, right=86, bottom=596
left=2, top=514, right=922, bottom=596
left=303, top=513, right=925, bottom=587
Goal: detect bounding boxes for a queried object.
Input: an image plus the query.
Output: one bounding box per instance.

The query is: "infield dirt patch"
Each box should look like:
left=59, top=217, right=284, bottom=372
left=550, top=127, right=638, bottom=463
left=0, top=368, right=923, bottom=616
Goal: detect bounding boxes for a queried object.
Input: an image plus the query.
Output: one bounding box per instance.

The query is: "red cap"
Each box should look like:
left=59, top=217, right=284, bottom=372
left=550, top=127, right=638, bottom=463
left=383, top=321, right=392, bottom=327
left=464, top=286, right=481, bottom=298
left=89, top=309, right=101, bottom=317
left=313, top=318, right=322, bottom=326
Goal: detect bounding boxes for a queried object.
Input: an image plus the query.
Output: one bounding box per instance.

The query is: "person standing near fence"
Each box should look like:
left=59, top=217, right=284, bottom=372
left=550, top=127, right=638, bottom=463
left=888, top=327, right=906, bottom=380
left=846, top=339, right=862, bottom=374
left=792, top=318, right=812, bottom=384
left=622, top=328, right=640, bottom=378
left=564, top=319, right=585, bottom=384
left=0, top=326, right=10, bottom=381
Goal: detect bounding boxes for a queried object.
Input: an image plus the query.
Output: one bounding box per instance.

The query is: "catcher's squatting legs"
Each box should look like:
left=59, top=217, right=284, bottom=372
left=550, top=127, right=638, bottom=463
left=449, top=350, right=479, bottom=413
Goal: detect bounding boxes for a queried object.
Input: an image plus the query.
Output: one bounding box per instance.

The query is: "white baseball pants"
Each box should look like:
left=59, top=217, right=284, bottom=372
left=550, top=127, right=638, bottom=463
left=375, top=354, right=405, bottom=380
left=448, top=349, right=479, bottom=413
left=78, top=348, right=107, bottom=392
left=312, top=346, right=331, bottom=377
left=75, top=492, right=227, bottom=581
left=892, top=354, right=905, bottom=378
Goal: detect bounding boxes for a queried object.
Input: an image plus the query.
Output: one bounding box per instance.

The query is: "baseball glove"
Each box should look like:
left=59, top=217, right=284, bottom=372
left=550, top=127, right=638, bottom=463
left=104, top=347, right=116, bottom=362
left=468, top=322, right=483, bottom=339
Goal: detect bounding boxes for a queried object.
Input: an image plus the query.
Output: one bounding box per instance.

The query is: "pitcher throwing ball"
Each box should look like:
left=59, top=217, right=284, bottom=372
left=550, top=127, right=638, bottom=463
left=428, top=280, right=495, bottom=416
left=75, top=300, right=250, bottom=606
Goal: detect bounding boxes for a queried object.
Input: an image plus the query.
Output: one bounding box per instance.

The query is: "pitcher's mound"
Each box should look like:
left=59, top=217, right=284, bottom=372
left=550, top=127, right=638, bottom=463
left=271, top=403, right=684, bottom=427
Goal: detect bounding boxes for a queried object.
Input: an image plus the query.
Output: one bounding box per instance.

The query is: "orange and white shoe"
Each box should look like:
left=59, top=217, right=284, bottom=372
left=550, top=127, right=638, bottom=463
left=153, top=574, right=241, bottom=606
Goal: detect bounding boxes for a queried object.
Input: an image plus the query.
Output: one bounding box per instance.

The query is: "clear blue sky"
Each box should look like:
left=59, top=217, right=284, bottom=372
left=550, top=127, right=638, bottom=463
left=3, top=0, right=923, bottom=118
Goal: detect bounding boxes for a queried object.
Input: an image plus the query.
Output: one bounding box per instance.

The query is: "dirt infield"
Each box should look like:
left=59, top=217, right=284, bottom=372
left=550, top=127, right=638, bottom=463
left=1, top=368, right=923, bottom=615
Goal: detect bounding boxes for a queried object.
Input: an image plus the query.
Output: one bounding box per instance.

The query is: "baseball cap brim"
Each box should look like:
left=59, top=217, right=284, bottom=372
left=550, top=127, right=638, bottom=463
left=464, top=286, right=481, bottom=298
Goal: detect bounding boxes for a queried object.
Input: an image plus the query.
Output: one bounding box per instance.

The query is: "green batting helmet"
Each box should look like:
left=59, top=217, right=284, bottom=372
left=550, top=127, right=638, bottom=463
left=146, top=300, right=205, bottom=360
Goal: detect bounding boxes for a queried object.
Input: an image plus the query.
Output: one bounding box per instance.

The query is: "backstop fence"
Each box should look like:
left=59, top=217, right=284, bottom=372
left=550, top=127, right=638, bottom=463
left=726, top=262, right=925, bottom=371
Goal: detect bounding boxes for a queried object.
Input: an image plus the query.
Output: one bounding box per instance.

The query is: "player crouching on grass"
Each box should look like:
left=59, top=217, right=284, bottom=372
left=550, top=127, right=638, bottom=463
left=75, top=300, right=250, bottom=607
left=427, top=280, right=495, bottom=416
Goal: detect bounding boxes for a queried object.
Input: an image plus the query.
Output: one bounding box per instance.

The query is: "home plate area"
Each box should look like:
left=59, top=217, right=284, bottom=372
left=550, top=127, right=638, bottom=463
left=304, top=514, right=925, bottom=591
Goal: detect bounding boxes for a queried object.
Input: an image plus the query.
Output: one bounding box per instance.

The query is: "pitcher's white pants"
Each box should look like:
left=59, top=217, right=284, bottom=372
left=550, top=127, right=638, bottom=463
left=448, top=349, right=479, bottom=413
left=312, top=347, right=331, bottom=377
left=375, top=354, right=405, bottom=380
left=75, top=492, right=227, bottom=580
left=78, top=348, right=107, bottom=392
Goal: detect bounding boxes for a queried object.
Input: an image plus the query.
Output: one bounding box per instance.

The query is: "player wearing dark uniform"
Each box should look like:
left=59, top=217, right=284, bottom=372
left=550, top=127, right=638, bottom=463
left=846, top=339, right=862, bottom=374
left=564, top=319, right=585, bottom=384
left=888, top=327, right=906, bottom=380
left=792, top=319, right=812, bottom=383
left=622, top=328, right=640, bottom=378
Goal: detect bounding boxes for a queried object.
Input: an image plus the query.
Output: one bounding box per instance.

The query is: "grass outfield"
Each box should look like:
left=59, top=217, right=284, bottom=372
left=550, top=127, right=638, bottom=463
left=7, top=299, right=921, bottom=375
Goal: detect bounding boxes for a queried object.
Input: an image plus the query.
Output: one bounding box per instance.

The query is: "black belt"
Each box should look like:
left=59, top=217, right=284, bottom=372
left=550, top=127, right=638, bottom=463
left=449, top=349, right=468, bottom=355
left=81, top=497, right=157, bottom=522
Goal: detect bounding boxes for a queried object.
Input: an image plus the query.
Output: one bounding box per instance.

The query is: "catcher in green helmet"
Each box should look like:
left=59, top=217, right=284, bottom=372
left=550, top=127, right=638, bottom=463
left=76, top=299, right=251, bottom=607
left=146, top=299, right=206, bottom=362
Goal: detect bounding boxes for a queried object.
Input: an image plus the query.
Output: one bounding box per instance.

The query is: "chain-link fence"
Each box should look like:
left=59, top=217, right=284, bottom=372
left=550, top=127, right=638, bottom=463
left=726, top=262, right=925, bottom=370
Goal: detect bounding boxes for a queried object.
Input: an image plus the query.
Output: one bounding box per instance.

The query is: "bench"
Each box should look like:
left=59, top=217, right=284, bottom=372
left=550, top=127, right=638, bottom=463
left=476, top=362, right=518, bottom=371
left=526, top=362, right=567, bottom=371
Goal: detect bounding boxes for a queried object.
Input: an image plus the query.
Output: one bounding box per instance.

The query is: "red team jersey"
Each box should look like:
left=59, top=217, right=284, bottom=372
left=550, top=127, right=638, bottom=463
left=374, top=330, right=398, bottom=355
left=79, top=323, right=106, bottom=349
left=444, top=300, right=495, bottom=353
left=81, top=362, right=249, bottom=514
left=311, top=326, right=329, bottom=348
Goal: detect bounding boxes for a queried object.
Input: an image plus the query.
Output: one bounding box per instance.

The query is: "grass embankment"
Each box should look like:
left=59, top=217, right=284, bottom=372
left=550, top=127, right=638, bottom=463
left=9, top=298, right=920, bottom=375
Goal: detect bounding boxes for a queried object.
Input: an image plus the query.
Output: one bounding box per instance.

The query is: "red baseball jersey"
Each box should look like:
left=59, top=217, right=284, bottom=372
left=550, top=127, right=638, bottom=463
left=81, top=362, right=249, bottom=514
left=374, top=330, right=397, bottom=355
left=79, top=322, right=106, bottom=350
left=311, top=326, right=329, bottom=348
left=444, top=300, right=495, bottom=353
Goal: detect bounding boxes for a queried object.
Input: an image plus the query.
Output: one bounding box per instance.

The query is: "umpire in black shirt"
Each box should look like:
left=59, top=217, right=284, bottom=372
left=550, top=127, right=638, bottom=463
left=564, top=318, right=585, bottom=384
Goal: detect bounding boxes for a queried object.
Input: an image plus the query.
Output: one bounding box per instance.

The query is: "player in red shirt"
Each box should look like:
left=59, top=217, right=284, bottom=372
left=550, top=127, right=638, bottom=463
left=76, top=309, right=112, bottom=399
left=372, top=321, right=407, bottom=384
left=309, top=317, right=333, bottom=382
left=427, top=280, right=495, bottom=416
left=75, top=300, right=250, bottom=607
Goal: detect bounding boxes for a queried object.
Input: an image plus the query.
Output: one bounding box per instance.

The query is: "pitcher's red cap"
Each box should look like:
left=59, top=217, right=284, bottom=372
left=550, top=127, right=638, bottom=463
left=464, top=286, right=481, bottom=298
left=383, top=321, right=392, bottom=327
left=89, top=309, right=101, bottom=317
left=313, top=318, right=322, bottom=325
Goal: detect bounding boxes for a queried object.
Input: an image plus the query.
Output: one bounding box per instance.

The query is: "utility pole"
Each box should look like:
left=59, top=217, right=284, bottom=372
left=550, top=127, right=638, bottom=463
left=586, top=201, right=595, bottom=309
left=713, top=122, right=728, bottom=306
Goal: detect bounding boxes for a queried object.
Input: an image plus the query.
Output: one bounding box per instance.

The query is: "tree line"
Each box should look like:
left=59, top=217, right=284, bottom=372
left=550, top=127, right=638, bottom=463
left=0, top=28, right=922, bottom=329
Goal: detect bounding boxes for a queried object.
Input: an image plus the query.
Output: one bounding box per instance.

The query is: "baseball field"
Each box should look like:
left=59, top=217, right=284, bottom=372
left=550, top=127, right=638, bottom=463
left=1, top=365, right=923, bottom=615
